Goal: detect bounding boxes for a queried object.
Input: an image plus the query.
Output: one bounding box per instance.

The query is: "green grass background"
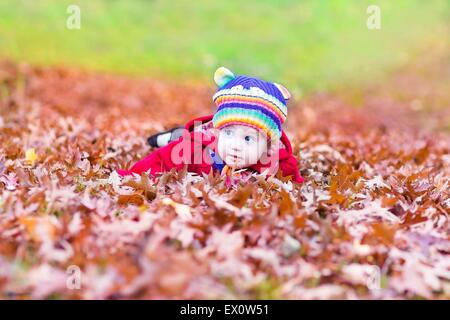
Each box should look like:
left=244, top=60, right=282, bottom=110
left=0, top=0, right=448, bottom=95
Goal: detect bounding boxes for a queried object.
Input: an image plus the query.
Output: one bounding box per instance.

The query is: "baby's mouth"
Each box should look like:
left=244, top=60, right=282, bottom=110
left=228, top=154, right=242, bottom=161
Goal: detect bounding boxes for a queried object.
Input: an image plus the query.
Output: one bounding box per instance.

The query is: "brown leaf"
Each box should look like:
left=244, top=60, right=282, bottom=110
left=118, top=194, right=144, bottom=206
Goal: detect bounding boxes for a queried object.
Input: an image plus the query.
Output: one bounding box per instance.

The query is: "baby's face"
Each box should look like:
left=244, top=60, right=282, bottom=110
left=216, top=125, right=268, bottom=169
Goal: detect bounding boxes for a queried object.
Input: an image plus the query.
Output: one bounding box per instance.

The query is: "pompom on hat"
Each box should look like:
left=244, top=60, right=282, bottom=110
left=212, top=67, right=291, bottom=141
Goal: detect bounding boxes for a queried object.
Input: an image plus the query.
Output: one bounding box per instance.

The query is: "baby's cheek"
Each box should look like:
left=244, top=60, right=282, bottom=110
left=216, top=137, right=226, bottom=159
left=243, top=145, right=264, bottom=165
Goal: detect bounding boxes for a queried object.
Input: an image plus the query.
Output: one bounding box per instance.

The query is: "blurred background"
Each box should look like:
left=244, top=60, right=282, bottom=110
left=0, top=0, right=448, bottom=97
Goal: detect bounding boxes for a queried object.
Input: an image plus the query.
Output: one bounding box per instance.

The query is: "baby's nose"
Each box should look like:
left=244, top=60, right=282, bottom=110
left=230, top=143, right=242, bottom=152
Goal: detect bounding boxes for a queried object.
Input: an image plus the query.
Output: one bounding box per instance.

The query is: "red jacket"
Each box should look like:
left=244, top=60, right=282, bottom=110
left=117, top=115, right=304, bottom=183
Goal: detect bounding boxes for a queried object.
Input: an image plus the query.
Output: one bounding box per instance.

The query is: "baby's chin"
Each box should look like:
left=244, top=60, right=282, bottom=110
left=226, top=163, right=246, bottom=170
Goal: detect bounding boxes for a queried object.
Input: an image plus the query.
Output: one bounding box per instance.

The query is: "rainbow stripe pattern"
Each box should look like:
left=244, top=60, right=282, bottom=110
left=212, top=75, right=289, bottom=140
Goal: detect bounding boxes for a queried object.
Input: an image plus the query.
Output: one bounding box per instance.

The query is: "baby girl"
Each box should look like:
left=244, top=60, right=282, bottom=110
left=117, top=67, right=304, bottom=184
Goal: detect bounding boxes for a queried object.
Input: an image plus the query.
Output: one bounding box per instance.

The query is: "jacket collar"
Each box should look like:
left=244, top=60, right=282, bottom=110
left=186, top=114, right=294, bottom=174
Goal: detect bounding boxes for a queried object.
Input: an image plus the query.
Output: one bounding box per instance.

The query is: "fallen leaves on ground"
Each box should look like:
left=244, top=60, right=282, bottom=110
left=0, top=60, right=449, bottom=299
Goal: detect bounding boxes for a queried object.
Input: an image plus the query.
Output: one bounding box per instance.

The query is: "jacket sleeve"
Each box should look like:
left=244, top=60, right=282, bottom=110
left=117, top=137, right=187, bottom=176
left=278, top=151, right=305, bottom=184
left=117, top=131, right=212, bottom=177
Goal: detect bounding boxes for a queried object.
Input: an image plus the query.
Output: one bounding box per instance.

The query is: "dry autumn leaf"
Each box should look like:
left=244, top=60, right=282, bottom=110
left=0, top=58, right=449, bottom=300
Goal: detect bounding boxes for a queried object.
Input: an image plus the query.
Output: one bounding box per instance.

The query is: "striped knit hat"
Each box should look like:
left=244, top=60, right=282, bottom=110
left=212, top=67, right=291, bottom=141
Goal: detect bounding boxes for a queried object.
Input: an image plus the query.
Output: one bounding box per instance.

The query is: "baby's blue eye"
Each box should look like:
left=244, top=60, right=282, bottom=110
left=244, top=135, right=254, bottom=143
left=225, top=129, right=233, bottom=136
